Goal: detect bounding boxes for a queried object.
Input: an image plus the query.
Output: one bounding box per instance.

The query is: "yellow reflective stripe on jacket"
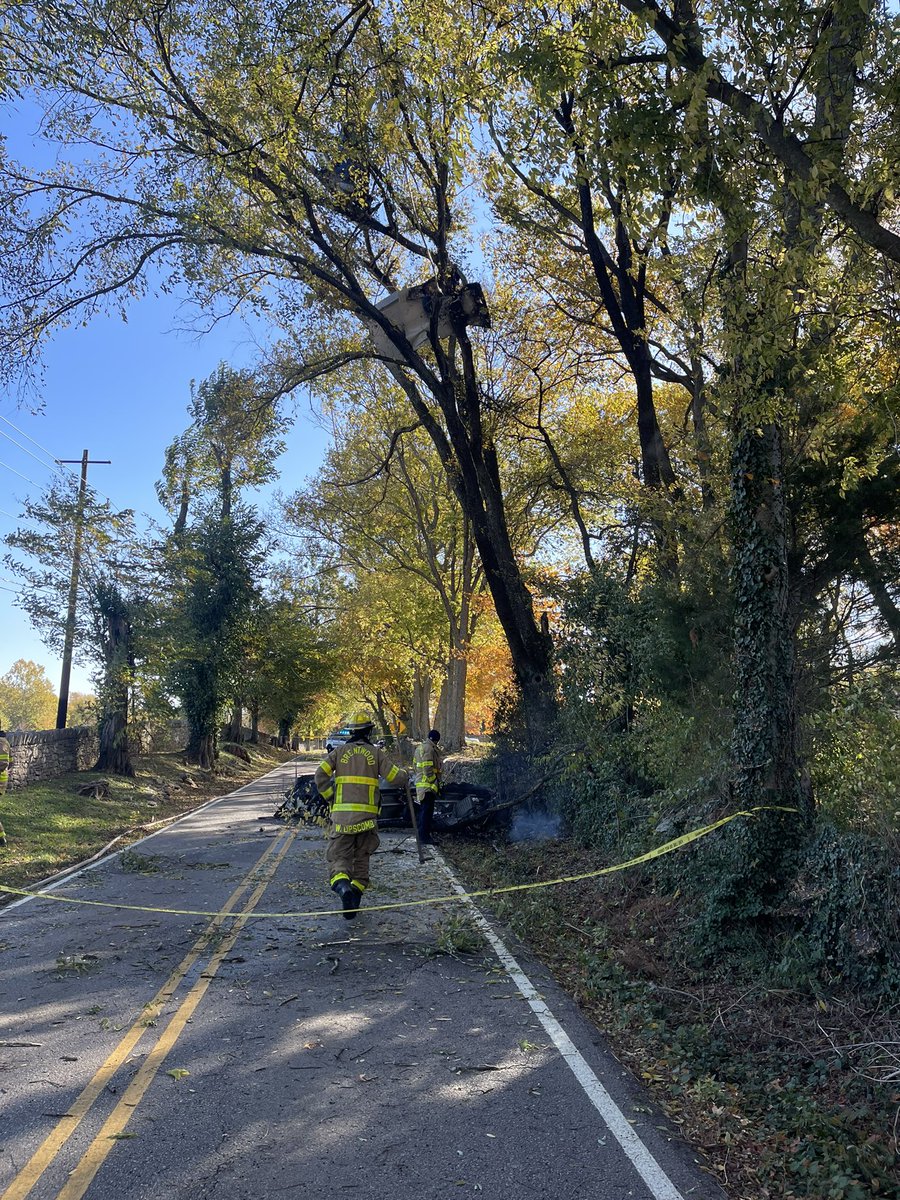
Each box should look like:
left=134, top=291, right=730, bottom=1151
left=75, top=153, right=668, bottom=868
left=333, top=773, right=379, bottom=818
left=414, top=743, right=439, bottom=787
left=317, top=738, right=408, bottom=830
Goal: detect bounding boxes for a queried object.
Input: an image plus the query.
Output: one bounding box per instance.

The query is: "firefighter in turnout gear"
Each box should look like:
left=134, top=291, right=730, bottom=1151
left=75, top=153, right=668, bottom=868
left=413, top=729, right=443, bottom=846
left=315, top=711, right=408, bottom=918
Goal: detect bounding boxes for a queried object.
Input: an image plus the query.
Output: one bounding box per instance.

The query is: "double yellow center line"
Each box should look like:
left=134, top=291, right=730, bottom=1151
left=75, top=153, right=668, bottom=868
left=2, top=829, right=296, bottom=1200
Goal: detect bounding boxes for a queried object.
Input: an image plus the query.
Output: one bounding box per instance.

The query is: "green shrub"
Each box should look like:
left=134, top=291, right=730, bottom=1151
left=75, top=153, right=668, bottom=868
left=789, top=824, right=900, bottom=995
left=809, top=673, right=900, bottom=836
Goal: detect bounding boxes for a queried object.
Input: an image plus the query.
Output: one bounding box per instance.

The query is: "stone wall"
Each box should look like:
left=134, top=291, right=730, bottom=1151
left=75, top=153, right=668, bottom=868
left=141, top=721, right=189, bottom=754
left=5, top=727, right=99, bottom=790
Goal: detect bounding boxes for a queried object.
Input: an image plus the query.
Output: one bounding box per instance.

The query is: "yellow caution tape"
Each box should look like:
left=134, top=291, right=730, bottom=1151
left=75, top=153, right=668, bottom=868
left=0, top=806, right=795, bottom=920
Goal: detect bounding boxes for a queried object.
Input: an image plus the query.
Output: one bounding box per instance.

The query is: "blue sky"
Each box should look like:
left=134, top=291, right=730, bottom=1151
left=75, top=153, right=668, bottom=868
left=0, top=94, right=332, bottom=703
left=0, top=291, right=330, bottom=698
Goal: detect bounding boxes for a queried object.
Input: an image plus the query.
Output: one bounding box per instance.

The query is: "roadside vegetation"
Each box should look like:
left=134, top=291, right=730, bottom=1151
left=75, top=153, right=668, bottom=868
left=1, top=4, right=899, bottom=1195
left=443, top=831, right=900, bottom=1200
left=0, top=743, right=293, bottom=897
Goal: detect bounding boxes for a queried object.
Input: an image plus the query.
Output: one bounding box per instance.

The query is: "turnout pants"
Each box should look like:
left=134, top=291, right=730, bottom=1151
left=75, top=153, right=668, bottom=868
left=415, top=788, right=437, bottom=841
left=327, top=830, right=380, bottom=891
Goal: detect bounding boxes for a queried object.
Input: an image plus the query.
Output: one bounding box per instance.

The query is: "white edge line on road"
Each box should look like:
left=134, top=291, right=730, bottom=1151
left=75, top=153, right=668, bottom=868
left=437, top=854, right=686, bottom=1200
left=1, top=761, right=307, bottom=916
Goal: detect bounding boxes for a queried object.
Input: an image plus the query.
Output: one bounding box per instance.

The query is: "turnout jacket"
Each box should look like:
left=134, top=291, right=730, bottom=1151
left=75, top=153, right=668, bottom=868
left=315, top=738, right=408, bottom=833
left=413, top=739, right=443, bottom=798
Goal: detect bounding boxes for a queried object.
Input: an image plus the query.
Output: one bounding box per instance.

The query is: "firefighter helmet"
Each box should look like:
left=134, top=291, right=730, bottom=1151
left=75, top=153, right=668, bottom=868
left=345, top=710, right=375, bottom=732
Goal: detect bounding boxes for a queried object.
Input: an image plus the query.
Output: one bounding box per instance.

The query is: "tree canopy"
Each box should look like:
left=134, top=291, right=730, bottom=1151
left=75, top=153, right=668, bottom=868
left=1, top=0, right=898, bottom=985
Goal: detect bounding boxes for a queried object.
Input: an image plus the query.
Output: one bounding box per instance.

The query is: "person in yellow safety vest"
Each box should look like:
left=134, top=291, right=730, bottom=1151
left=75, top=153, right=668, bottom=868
left=413, top=729, right=443, bottom=846
left=0, top=728, right=10, bottom=847
left=314, top=711, right=408, bottom=919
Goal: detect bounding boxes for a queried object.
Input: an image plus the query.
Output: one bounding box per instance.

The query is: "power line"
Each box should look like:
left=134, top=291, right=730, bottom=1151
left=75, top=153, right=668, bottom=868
left=0, top=413, right=125, bottom=513
left=0, top=426, right=61, bottom=478
left=0, top=413, right=64, bottom=471
left=0, top=458, right=44, bottom=489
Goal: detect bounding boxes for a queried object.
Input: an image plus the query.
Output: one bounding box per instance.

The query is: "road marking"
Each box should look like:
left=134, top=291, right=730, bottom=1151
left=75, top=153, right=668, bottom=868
left=0, top=761, right=306, bottom=914
left=53, top=832, right=296, bottom=1200
left=1, top=806, right=790, bottom=920
left=438, top=856, right=687, bottom=1200
left=0, top=830, right=293, bottom=1200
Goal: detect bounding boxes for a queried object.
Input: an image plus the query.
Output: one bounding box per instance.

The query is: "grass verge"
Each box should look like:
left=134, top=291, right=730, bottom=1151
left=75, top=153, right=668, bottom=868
left=0, top=743, right=295, bottom=900
left=442, top=835, right=900, bottom=1200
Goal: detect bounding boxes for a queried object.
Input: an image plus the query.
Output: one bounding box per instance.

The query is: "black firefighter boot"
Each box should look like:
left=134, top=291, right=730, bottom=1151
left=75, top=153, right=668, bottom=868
left=348, top=882, right=364, bottom=914
left=332, top=879, right=358, bottom=920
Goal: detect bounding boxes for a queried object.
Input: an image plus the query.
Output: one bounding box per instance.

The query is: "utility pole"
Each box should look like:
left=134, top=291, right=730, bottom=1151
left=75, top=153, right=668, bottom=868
left=55, top=450, right=111, bottom=729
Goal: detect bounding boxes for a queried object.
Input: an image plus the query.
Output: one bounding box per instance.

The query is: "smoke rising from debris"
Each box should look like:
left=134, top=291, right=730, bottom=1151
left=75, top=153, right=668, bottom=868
left=508, top=809, right=562, bottom=843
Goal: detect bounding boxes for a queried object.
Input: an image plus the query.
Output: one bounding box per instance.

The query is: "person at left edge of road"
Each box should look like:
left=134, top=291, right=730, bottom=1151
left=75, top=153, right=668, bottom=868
left=0, top=727, right=10, bottom=847
left=315, top=712, right=408, bottom=919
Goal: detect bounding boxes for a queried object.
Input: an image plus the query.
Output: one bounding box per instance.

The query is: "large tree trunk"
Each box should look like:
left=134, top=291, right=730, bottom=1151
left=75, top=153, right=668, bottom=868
left=463, top=438, right=556, bottom=745
left=95, top=710, right=134, bottom=777
left=225, top=701, right=243, bottom=743
left=411, top=668, right=431, bottom=740
left=184, top=662, right=219, bottom=769
left=186, top=729, right=216, bottom=769
left=720, top=421, right=813, bottom=919
left=434, top=654, right=467, bottom=752
left=249, top=700, right=260, bottom=744
left=93, top=594, right=135, bottom=777
left=387, top=357, right=557, bottom=749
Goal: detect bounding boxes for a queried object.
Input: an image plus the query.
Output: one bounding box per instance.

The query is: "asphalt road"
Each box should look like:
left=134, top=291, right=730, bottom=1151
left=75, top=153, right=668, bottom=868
left=0, top=760, right=726, bottom=1200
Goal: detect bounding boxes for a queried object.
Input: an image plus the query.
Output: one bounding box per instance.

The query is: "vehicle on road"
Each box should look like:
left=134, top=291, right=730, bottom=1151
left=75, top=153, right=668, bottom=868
left=324, top=728, right=352, bottom=752
left=376, top=780, right=496, bottom=831
left=274, top=775, right=498, bottom=832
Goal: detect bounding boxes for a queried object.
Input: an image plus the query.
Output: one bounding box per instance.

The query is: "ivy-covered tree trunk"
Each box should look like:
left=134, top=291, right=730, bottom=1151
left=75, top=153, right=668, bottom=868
left=170, top=513, right=264, bottom=773
left=722, top=421, right=814, bottom=918
left=182, top=659, right=219, bottom=769
left=187, top=733, right=216, bottom=768
left=93, top=585, right=135, bottom=777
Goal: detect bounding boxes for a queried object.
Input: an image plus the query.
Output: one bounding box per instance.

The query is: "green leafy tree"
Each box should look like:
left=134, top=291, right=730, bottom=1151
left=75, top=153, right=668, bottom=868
left=251, top=593, right=338, bottom=746
left=469, top=0, right=900, bottom=916
left=285, top=381, right=486, bottom=750
left=3, top=478, right=143, bottom=771
left=157, top=363, right=285, bottom=763
left=0, top=659, right=57, bottom=731
left=164, top=504, right=266, bottom=767
left=0, top=0, right=556, bottom=742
